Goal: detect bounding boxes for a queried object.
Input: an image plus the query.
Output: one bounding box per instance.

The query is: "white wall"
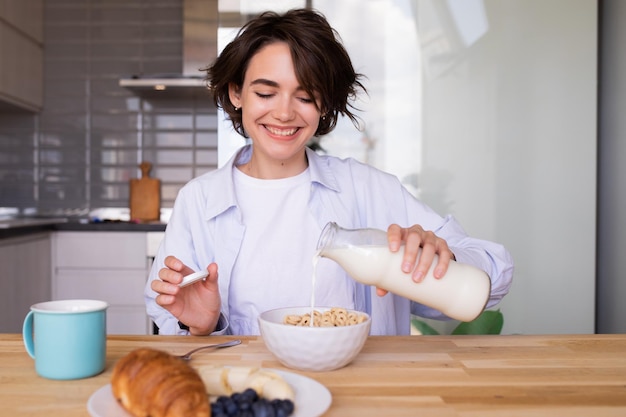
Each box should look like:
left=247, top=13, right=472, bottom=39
left=417, top=0, right=598, bottom=334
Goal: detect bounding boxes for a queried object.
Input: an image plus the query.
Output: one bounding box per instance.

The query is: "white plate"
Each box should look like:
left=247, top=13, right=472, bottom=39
left=87, top=369, right=332, bottom=417
left=179, top=270, right=209, bottom=287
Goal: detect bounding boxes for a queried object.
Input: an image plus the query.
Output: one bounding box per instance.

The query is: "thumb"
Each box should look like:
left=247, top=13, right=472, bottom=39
left=203, top=263, right=219, bottom=285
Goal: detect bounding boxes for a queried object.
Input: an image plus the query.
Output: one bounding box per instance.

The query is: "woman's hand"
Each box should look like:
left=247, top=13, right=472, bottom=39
left=151, top=256, right=221, bottom=335
left=376, top=224, right=455, bottom=297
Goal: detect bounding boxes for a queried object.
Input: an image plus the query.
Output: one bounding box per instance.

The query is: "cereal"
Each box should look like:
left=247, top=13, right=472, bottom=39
left=282, top=308, right=367, bottom=327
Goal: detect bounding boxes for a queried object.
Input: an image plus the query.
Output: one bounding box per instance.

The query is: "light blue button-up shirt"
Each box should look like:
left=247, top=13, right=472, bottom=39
left=145, top=145, right=514, bottom=335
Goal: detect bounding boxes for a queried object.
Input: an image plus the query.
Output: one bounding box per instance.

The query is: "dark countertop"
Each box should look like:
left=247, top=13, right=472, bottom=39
left=0, top=217, right=166, bottom=239
left=54, top=220, right=167, bottom=232
left=0, top=217, right=68, bottom=230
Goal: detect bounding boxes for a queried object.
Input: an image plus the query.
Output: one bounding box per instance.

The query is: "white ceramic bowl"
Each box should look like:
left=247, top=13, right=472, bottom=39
left=258, top=306, right=371, bottom=372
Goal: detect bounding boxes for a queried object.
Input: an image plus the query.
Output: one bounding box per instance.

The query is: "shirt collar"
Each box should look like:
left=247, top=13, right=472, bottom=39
left=201, top=147, right=245, bottom=221
left=202, top=145, right=341, bottom=221
left=305, top=146, right=341, bottom=193
left=226, top=144, right=341, bottom=193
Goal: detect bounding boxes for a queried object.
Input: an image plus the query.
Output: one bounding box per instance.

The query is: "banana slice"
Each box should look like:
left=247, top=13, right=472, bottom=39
left=196, top=366, right=295, bottom=401
left=260, top=376, right=295, bottom=401
left=197, top=365, right=230, bottom=396
left=244, top=370, right=276, bottom=395
left=228, top=366, right=258, bottom=393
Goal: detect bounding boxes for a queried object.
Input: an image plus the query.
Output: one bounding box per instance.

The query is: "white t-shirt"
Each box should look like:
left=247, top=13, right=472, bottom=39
left=229, top=166, right=353, bottom=334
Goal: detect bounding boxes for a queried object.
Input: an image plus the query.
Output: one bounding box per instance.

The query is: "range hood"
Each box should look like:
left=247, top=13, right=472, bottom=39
left=119, top=0, right=217, bottom=99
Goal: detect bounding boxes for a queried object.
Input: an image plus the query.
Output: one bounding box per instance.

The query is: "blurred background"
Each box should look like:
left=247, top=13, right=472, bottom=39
left=1, top=0, right=623, bottom=335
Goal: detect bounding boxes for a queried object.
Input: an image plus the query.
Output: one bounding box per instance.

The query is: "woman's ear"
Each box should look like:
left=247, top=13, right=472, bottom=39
left=228, top=83, right=241, bottom=109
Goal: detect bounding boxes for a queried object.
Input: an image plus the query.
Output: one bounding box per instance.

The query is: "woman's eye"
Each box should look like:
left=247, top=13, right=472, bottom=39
left=254, top=91, right=314, bottom=104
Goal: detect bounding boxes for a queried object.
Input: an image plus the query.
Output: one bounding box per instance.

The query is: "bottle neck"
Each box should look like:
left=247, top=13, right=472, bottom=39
left=316, top=222, right=338, bottom=254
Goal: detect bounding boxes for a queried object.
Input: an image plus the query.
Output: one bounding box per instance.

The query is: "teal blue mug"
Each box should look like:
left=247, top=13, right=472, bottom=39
left=22, top=299, right=108, bottom=380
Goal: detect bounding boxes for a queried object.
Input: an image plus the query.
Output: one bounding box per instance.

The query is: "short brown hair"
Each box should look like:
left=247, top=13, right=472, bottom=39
left=205, top=8, right=366, bottom=138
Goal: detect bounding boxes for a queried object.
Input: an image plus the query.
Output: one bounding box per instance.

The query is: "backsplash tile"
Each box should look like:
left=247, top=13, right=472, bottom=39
left=0, top=0, right=218, bottom=216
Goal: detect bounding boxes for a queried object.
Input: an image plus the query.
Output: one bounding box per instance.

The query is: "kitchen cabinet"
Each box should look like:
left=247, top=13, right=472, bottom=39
left=0, top=232, right=51, bottom=333
left=0, top=0, right=43, bottom=112
left=51, top=232, right=151, bottom=335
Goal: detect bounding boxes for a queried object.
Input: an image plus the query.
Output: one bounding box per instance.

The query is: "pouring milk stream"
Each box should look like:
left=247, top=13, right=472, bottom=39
left=314, top=222, right=491, bottom=322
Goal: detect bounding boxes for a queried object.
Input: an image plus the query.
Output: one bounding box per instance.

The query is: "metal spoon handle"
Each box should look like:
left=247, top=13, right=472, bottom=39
left=178, top=339, right=242, bottom=360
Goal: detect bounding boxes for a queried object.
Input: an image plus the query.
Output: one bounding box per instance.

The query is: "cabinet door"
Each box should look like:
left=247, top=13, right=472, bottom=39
left=52, top=232, right=150, bottom=335
left=54, top=269, right=146, bottom=305
left=54, top=269, right=149, bottom=334
left=54, top=232, right=146, bottom=269
left=0, top=0, right=44, bottom=42
left=0, top=0, right=43, bottom=111
left=0, top=233, right=51, bottom=333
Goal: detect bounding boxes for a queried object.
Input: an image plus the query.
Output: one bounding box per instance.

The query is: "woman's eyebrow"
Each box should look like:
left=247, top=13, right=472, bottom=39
left=250, top=78, right=306, bottom=92
left=250, top=78, right=279, bottom=87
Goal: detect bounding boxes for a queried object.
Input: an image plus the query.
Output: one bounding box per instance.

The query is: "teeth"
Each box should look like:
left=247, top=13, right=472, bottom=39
left=266, top=126, right=298, bottom=136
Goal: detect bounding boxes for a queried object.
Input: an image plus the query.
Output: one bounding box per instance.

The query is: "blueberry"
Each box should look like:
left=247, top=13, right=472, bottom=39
left=211, top=402, right=224, bottom=414
left=211, top=390, right=294, bottom=417
left=251, top=399, right=275, bottom=417
left=272, top=399, right=295, bottom=417
left=241, top=388, right=259, bottom=402
left=215, top=396, right=231, bottom=406
left=210, top=405, right=229, bottom=417
left=280, top=399, right=295, bottom=415
left=221, top=397, right=238, bottom=416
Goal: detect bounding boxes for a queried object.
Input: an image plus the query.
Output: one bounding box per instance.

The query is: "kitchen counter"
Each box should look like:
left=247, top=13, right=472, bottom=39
left=0, top=217, right=68, bottom=229
left=0, top=217, right=166, bottom=239
left=53, top=220, right=167, bottom=232
left=1, top=333, right=625, bottom=416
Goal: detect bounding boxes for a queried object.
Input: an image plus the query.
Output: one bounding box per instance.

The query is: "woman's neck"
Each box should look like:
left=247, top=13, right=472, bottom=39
left=238, top=150, right=308, bottom=179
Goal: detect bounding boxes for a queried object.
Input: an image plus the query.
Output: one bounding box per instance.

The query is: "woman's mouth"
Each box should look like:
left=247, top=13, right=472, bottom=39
left=265, top=125, right=299, bottom=137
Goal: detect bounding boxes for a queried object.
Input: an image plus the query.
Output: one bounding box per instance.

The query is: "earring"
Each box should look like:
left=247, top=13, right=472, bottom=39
left=234, top=106, right=240, bottom=111
left=321, top=114, right=327, bottom=121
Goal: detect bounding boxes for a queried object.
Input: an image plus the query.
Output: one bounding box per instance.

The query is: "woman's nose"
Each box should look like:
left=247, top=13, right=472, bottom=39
left=273, top=97, right=295, bottom=121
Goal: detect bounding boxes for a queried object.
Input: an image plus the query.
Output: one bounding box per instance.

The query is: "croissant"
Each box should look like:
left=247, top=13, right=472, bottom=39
left=111, top=348, right=210, bottom=417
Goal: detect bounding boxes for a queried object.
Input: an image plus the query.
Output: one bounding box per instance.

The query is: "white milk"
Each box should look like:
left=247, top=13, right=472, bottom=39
left=321, top=245, right=491, bottom=322
left=309, top=251, right=320, bottom=326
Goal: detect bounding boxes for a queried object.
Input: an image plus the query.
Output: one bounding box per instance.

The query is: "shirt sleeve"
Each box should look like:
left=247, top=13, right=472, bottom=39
left=409, top=212, right=514, bottom=319
left=144, top=181, right=217, bottom=335
left=144, top=169, right=238, bottom=336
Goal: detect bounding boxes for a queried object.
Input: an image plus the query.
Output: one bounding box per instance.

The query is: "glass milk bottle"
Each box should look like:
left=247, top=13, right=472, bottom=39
left=316, top=222, right=491, bottom=322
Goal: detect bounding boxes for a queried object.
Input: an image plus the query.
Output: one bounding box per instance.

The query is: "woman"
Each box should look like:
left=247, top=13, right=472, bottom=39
left=145, top=9, right=513, bottom=336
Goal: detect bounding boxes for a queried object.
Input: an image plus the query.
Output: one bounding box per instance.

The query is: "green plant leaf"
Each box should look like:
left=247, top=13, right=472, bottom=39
left=411, top=318, right=440, bottom=335
left=451, top=310, right=503, bottom=335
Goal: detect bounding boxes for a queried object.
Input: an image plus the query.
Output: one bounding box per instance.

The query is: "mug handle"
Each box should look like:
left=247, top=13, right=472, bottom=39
left=22, top=310, right=36, bottom=359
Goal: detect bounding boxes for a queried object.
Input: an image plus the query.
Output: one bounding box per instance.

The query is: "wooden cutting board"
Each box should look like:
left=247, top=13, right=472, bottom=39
left=129, top=161, right=160, bottom=222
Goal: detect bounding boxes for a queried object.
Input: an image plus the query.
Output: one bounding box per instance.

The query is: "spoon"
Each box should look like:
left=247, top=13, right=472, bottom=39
left=176, top=339, right=242, bottom=361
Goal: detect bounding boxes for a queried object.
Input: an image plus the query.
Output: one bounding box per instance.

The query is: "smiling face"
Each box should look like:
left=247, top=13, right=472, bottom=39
left=228, top=42, right=322, bottom=179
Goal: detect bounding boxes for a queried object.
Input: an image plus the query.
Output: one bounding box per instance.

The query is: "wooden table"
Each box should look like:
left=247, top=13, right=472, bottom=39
left=1, top=333, right=625, bottom=416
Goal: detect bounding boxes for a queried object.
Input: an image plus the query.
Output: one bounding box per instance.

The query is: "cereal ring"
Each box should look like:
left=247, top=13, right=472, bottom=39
left=333, top=310, right=347, bottom=326
left=284, top=315, right=302, bottom=325
left=282, top=308, right=367, bottom=327
left=320, top=316, right=334, bottom=327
